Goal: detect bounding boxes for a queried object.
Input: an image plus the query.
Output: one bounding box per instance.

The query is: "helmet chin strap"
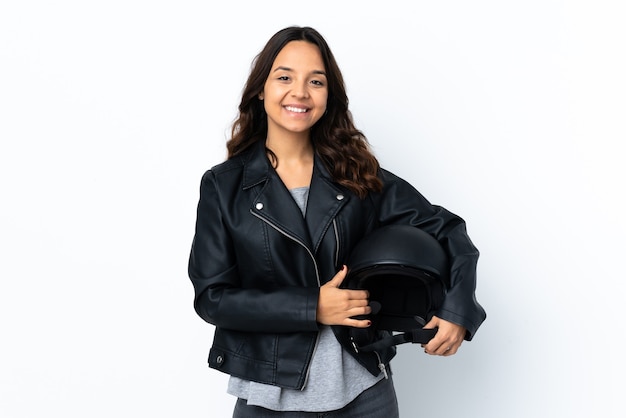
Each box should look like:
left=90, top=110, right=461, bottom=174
left=350, top=300, right=437, bottom=353
left=356, top=327, right=439, bottom=353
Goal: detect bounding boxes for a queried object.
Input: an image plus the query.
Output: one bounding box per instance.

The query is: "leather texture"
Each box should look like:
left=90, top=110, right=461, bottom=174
left=188, top=140, right=486, bottom=389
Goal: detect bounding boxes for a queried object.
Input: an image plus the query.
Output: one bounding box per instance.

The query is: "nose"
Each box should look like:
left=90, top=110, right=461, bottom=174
left=291, top=80, right=309, bottom=98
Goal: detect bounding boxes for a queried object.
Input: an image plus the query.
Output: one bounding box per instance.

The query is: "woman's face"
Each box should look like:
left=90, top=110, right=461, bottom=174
left=261, top=41, right=328, bottom=140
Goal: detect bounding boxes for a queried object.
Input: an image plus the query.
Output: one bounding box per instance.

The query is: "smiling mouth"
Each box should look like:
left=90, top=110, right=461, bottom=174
left=284, top=106, right=309, bottom=113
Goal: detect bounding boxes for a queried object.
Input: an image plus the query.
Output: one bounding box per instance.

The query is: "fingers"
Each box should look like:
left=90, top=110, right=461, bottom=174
left=348, top=304, right=372, bottom=318
left=347, top=317, right=372, bottom=328
left=327, top=265, right=348, bottom=287
left=345, top=289, right=369, bottom=301
left=323, top=266, right=369, bottom=300
left=421, top=316, right=466, bottom=357
left=326, top=266, right=369, bottom=297
left=317, top=295, right=372, bottom=327
left=423, top=341, right=461, bottom=356
left=317, top=266, right=372, bottom=327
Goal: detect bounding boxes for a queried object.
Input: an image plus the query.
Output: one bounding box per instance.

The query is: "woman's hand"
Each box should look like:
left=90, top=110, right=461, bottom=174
left=422, top=315, right=466, bottom=356
left=316, top=265, right=372, bottom=327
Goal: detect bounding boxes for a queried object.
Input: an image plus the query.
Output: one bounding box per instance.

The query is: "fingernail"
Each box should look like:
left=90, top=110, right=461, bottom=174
left=367, top=320, right=372, bottom=326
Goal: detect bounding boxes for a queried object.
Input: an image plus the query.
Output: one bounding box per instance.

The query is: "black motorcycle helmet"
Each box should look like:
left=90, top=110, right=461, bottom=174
left=343, top=224, right=450, bottom=352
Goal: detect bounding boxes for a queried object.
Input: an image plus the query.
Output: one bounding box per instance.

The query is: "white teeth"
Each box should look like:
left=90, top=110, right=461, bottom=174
left=285, top=106, right=308, bottom=113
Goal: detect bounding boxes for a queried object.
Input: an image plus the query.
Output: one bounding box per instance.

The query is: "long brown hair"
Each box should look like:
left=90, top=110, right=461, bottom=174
left=226, top=27, right=382, bottom=198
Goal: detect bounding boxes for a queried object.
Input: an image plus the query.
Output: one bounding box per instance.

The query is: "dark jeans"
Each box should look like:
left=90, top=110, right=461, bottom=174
left=232, top=376, right=399, bottom=418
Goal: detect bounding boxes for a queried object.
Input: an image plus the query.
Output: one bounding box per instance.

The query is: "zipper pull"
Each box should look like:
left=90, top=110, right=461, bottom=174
left=374, top=351, right=388, bottom=379
left=350, top=337, right=359, bottom=353
left=378, top=362, right=388, bottom=379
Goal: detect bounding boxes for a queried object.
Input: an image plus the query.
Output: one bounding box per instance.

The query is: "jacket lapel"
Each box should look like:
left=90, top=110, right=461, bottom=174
left=305, top=157, right=350, bottom=253
left=244, top=141, right=313, bottom=250
left=242, top=141, right=349, bottom=254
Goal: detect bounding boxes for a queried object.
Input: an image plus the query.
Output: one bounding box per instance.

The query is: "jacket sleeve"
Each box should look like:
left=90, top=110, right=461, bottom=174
left=187, top=170, right=320, bottom=333
left=372, top=169, right=486, bottom=340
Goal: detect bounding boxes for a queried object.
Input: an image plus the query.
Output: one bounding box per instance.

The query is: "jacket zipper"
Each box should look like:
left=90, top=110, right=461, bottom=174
left=304, top=219, right=341, bottom=390
left=300, top=331, right=321, bottom=390
left=250, top=210, right=322, bottom=390
left=250, top=210, right=321, bottom=285
left=332, top=219, right=340, bottom=268
left=350, top=335, right=389, bottom=380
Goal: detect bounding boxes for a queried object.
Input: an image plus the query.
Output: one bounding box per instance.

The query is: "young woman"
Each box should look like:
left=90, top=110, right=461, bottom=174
left=188, top=26, right=486, bottom=417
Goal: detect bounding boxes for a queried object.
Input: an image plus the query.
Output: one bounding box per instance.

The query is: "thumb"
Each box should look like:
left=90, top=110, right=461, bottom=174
left=327, top=265, right=348, bottom=288
left=423, top=315, right=440, bottom=329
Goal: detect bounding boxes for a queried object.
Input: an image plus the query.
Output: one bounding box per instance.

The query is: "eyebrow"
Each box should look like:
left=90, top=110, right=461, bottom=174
left=273, top=66, right=327, bottom=76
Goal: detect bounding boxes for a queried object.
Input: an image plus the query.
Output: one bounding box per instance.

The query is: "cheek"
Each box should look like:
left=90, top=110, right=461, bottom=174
left=318, top=92, right=329, bottom=111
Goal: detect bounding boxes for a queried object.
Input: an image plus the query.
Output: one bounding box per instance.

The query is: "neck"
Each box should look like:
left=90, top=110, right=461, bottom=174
left=265, top=132, right=314, bottom=189
left=265, top=132, right=314, bottom=161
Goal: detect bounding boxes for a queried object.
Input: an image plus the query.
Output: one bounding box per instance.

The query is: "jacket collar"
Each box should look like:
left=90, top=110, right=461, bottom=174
left=243, top=140, right=350, bottom=254
left=241, top=140, right=272, bottom=190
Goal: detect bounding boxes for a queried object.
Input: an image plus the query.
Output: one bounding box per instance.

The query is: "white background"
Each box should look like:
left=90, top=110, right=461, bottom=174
left=1, top=1, right=625, bottom=417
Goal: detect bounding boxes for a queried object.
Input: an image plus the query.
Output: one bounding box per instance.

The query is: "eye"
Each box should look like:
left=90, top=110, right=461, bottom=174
left=277, top=75, right=290, bottom=81
left=311, top=79, right=325, bottom=86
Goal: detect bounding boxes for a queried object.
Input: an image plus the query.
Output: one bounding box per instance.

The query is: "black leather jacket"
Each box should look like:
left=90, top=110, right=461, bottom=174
left=188, top=140, right=486, bottom=390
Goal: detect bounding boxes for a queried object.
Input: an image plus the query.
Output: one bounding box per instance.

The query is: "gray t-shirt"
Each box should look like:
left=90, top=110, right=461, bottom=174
left=226, top=186, right=383, bottom=411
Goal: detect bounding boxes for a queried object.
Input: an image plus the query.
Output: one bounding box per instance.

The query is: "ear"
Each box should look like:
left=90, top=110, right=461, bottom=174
left=258, top=92, right=264, bottom=100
